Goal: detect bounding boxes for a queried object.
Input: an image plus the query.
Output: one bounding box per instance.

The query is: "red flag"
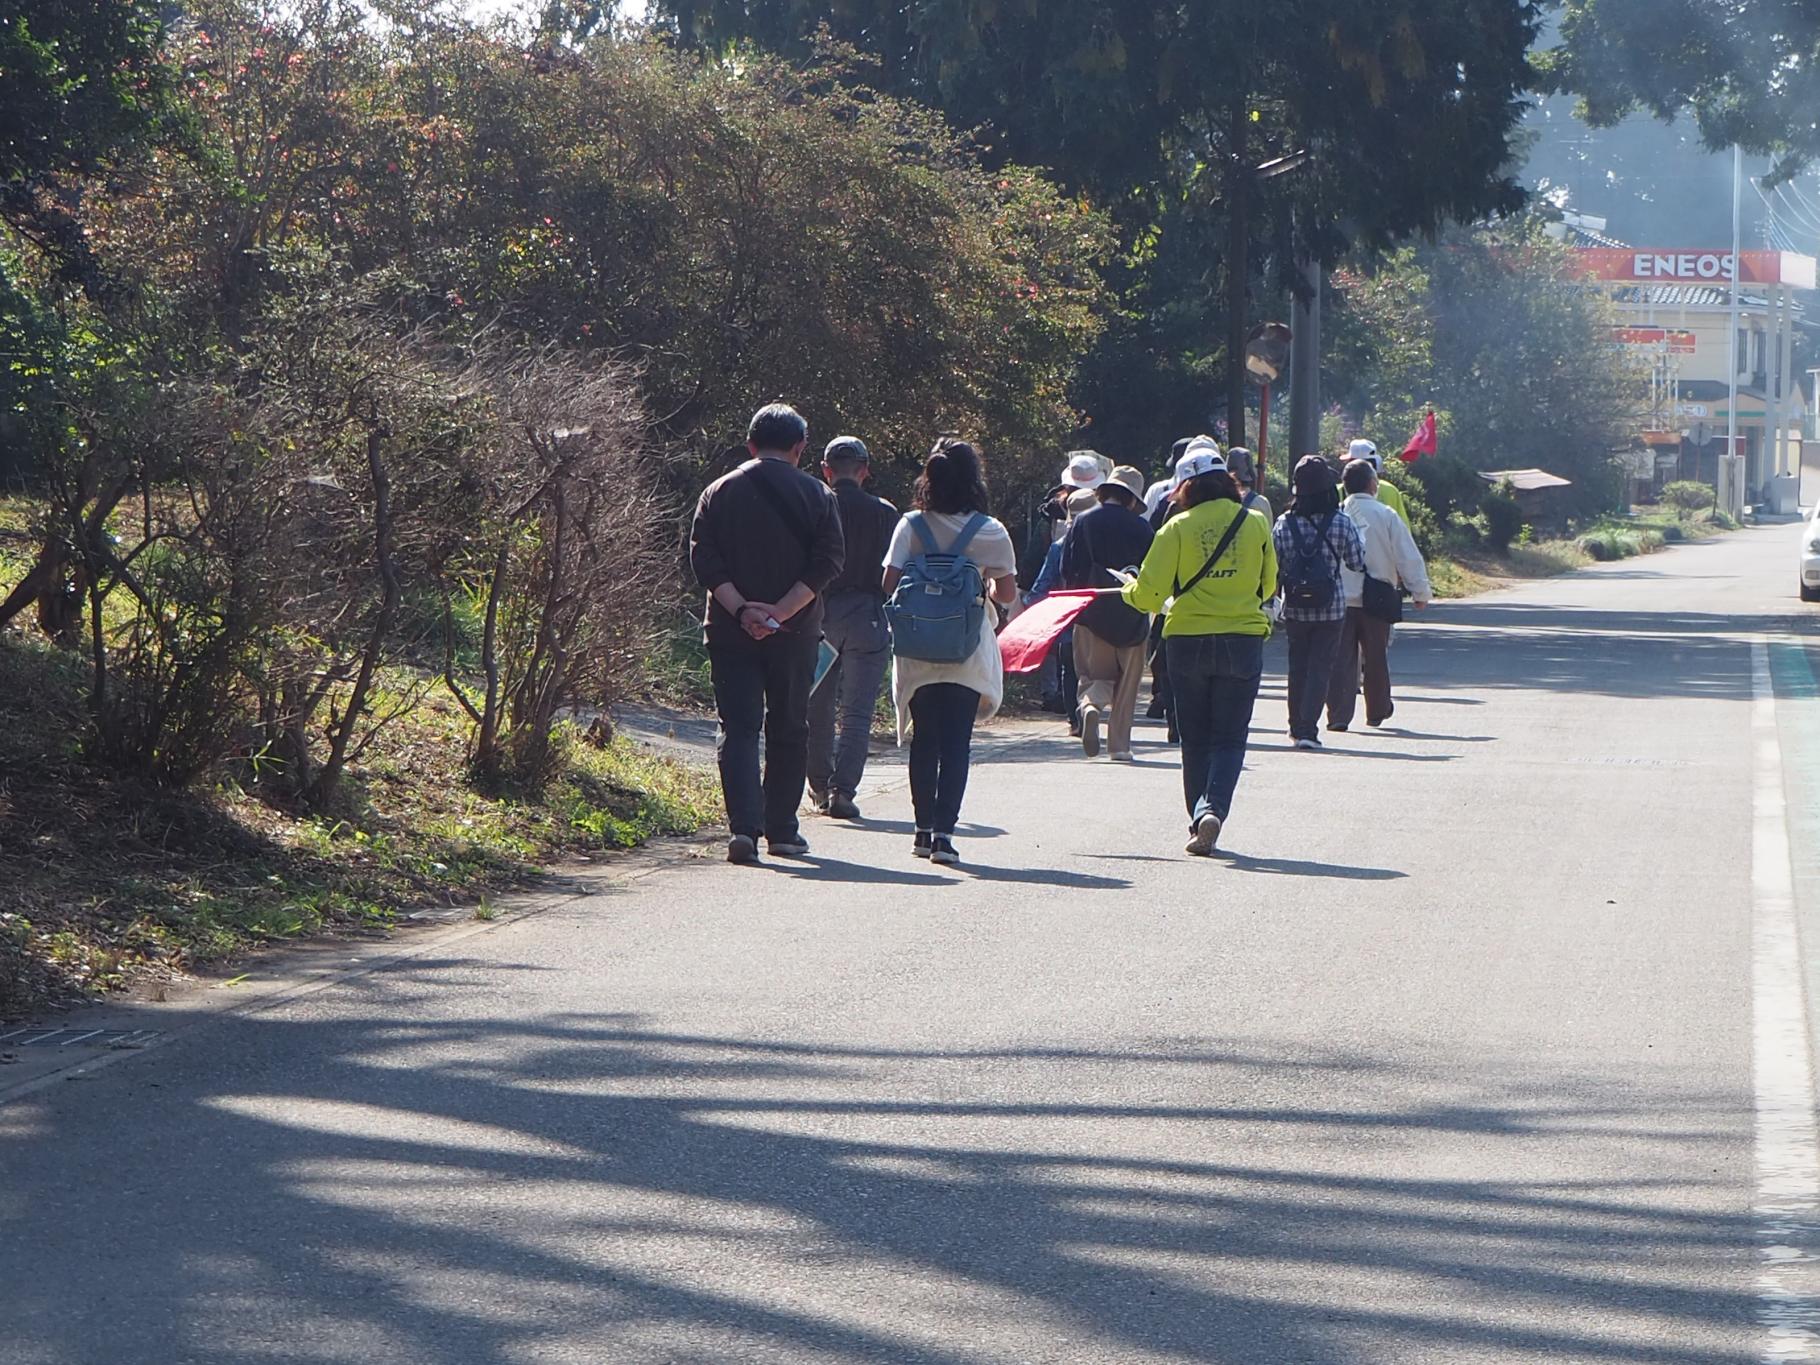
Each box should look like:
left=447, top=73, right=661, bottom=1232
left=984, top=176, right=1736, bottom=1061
left=997, top=591, right=1099, bottom=674
left=1400, top=409, right=1437, bottom=462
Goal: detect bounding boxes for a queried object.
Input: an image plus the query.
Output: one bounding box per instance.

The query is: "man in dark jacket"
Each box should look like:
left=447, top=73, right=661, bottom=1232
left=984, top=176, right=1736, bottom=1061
left=1059, top=465, right=1155, bottom=760
left=690, top=403, right=845, bottom=864
left=807, top=436, right=899, bottom=821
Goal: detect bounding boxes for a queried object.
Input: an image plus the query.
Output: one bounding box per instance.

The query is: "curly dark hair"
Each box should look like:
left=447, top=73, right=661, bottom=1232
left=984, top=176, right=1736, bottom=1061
left=914, top=438, right=991, bottom=515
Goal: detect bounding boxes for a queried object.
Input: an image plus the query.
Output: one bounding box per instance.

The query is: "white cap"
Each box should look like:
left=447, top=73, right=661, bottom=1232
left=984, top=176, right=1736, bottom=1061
left=1348, top=439, right=1382, bottom=470
left=1063, top=451, right=1106, bottom=490
left=1170, top=436, right=1227, bottom=490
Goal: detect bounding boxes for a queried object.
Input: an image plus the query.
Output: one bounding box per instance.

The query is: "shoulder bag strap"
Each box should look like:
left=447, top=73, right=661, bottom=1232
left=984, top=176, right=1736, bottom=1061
left=748, top=463, right=813, bottom=558
left=1174, top=505, right=1249, bottom=599
left=944, top=511, right=989, bottom=560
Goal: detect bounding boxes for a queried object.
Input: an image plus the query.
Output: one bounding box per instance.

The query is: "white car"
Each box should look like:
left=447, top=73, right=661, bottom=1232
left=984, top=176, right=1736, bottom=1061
left=1804, top=507, right=1820, bottom=602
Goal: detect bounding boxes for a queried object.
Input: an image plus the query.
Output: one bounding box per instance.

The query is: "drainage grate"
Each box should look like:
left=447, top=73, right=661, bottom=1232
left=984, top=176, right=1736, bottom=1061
left=0, top=1026, right=163, bottom=1049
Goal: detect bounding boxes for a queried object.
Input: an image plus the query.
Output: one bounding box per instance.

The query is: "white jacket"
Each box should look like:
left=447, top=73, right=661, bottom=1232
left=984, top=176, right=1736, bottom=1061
left=1341, top=492, right=1431, bottom=607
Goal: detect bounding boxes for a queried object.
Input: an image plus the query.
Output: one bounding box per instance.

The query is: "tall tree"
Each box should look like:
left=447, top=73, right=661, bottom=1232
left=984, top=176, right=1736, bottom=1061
left=648, top=1, right=1541, bottom=454
left=1540, top=0, right=1820, bottom=182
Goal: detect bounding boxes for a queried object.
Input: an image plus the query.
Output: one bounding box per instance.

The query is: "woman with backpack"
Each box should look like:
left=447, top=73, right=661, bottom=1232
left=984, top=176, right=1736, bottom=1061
left=1274, top=455, right=1366, bottom=751
left=1120, top=441, right=1277, bottom=856
left=882, top=439, right=1020, bottom=865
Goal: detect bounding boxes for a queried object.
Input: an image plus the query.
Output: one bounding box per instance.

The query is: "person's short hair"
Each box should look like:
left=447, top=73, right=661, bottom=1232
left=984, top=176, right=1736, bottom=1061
left=1342, top=457, right=1378, bottom=495
left=823, top=435, right=869, bottom=478
left=748, top=402, right=808, bottom=453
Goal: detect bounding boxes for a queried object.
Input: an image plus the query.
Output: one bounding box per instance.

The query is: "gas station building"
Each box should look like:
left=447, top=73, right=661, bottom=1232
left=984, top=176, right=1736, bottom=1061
left=1572, top=247, right=1816, bottom=512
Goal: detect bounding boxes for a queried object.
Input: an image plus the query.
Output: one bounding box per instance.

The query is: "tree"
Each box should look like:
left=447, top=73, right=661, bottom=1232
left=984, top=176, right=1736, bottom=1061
left=0, top=0, right=173, bottom=295
left=1540, top=0, right=1820, bottom=182
left=649, top=1, right=1541, bottom=454
left=1328, top=217, right=1645, bottom=519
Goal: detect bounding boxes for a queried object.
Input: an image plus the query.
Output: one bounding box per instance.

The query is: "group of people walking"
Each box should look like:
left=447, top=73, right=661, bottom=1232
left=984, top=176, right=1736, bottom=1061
left=689, top=404, right=1430, bottom=867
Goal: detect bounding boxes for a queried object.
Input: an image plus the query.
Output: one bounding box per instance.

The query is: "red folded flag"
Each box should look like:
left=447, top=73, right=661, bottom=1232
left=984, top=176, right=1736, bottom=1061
left=1400, top=409, right=1437, bottom=462
left=997, top=591, right=1099, bottom=674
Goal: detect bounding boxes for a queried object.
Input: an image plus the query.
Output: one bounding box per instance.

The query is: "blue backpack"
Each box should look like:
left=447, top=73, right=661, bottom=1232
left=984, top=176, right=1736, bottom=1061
left=886, top=512, right=990, bottom=662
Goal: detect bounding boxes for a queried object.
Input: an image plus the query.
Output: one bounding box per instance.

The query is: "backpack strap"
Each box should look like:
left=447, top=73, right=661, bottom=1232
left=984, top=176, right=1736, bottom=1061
left=945, top=511, right=990, bottom=560
left=905, top=511, right=942, bottom=557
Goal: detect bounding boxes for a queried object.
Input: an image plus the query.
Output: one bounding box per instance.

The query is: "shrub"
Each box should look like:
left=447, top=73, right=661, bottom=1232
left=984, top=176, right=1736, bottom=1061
left=1482, top=481, right=1523, bottom=553
left=1661, top=480, right=1715, bottom=518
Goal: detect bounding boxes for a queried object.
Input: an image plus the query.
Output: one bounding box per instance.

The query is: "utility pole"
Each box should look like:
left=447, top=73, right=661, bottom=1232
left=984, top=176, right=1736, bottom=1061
left=1725, top=144, right=1744, bottom=517
left=1288, top=257, right=1322, bottom=465
left=1225, top=100, right=1251, bottom=450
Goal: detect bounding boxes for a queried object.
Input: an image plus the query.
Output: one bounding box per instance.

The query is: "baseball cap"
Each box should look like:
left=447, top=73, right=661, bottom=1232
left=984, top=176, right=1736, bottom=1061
left=823, top=435, right=870, bottom=464
left=1348, top=439, right=1382, bottom=469
left=1171, top=436, right=1228, bottom=490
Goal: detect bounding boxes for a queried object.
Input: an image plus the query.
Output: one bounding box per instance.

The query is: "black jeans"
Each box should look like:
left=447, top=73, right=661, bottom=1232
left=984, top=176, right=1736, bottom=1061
left=907, top=682, right=979, bottom=835
left=1165, top=632, right=1264, bottom=828
left=1282, top=617, right=1345, bottom=741
left=708, top=629, right=818, bottom=841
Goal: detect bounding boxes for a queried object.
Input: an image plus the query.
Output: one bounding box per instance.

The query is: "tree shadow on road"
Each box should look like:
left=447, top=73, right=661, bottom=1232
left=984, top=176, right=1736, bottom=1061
left=0, top=993, right=1758, bottom=1365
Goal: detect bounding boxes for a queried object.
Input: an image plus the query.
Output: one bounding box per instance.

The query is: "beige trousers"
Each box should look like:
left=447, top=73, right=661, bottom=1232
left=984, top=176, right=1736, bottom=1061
left=1074, top=627, right=1148, bottom=756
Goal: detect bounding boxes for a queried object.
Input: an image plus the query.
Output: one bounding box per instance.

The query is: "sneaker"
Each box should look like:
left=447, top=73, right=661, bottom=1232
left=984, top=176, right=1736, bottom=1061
left=1295, top=737, right=1322, bottom=751
left=1184, top=812, right=1222, bottom=857
left=1081, top=706, right=1102, bottom=757
left=913, top=830, right=933, bottom=859
left=1109, top=750, right=1135, bottom=763
left=1366, top=703, right=1395, bottom=729
left=1328, top=723, right=1349, bottom=733
left=826, top=793, right=861, bottom=821
left=807, top=789, right=830, bottom=814
left=767, top=835, right=810, bottom=858
left=930, top=835, right=960, bottom=865
left=727, top=834, right=759, bottom=865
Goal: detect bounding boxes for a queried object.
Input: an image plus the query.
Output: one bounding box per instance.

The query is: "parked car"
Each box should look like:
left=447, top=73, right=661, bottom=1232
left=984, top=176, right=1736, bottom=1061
left=1803, top=506, right=1820, bottom=602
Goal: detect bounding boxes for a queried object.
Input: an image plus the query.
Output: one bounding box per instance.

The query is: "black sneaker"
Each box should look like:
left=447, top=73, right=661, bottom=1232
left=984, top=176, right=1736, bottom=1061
left=727, top=834, right=759, bottom=865
left=827, top=793, right=861, bottom=821
left=767, top=835, right=810, bottom=858
left=913, top=830, right=933, bottom=859
left=930, top=835, right=959, bottom=865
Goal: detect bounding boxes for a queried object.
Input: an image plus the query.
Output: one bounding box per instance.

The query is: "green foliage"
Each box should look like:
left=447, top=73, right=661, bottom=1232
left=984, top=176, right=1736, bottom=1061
left=1482, top=481, right=1523, bottom=553
left=1541, top=0, right=1820, bottom=182
left=1331, top=217, right=1644, bottom=520
left=1661, top=480, right=1715, bottom=518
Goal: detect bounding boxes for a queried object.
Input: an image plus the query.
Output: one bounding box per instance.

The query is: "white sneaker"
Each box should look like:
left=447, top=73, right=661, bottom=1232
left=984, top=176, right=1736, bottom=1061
left=1185, top=812, right=1222, bottom=857
left=1109, top=751, right=1135, bottom=763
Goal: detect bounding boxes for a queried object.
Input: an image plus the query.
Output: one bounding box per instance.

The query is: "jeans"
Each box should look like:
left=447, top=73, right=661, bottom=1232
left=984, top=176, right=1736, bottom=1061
left=807, top=591, right=890, bottom=799
left=907, top=682, right=979, bottom=835
left=1282, top=617, right=1345, bottom=741
left=708, top=628, right=818, bottom=841
left=1327, top=607, right=1394, bottom=729
left=1165, top=633, right=1264, bottom=828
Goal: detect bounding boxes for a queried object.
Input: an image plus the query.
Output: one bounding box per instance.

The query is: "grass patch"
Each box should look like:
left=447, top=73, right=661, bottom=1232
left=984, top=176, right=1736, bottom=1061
left=0, top=634, right=718, bottom=1019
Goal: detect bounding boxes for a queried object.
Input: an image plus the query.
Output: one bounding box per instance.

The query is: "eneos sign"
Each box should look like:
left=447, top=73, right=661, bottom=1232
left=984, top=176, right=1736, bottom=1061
left=1575, top=248, right=1818, bottom=289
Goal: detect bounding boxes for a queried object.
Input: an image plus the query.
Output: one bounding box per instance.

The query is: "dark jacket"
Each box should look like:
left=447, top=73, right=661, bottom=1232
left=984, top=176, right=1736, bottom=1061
left=823, top=479, right=898, bottom=598
left=1061, top=501, right=1155, bottom=648
left=1061, top=502, right=1155, bottom=591
left=690, top=457, right=845, bottom=642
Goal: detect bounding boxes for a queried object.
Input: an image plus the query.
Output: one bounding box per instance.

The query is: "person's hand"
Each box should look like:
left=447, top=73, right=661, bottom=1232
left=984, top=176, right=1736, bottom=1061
left=738, top=602, right=780, bottom=639
left=1412, top=599, right=1430, bottom=611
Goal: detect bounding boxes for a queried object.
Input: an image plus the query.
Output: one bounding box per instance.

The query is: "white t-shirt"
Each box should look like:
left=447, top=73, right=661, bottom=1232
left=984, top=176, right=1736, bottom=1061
left=881, top=510, right=1018, bottom=742
left=883, top=510, right=1018, bottom=583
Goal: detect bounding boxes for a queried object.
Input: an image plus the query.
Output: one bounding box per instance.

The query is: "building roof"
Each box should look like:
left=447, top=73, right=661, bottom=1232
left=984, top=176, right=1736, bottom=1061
left=1478, top=468, right=1573, bottom=492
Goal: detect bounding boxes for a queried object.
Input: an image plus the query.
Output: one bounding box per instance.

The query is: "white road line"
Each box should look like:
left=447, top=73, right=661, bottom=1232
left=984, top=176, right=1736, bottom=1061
left=1753, top=640, right=1820, bottom=1361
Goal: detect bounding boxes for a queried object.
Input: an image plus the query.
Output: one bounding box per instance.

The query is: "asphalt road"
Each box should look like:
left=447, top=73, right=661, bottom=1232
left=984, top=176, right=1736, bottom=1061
left=6, top=522, right=1820, bottom=1365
